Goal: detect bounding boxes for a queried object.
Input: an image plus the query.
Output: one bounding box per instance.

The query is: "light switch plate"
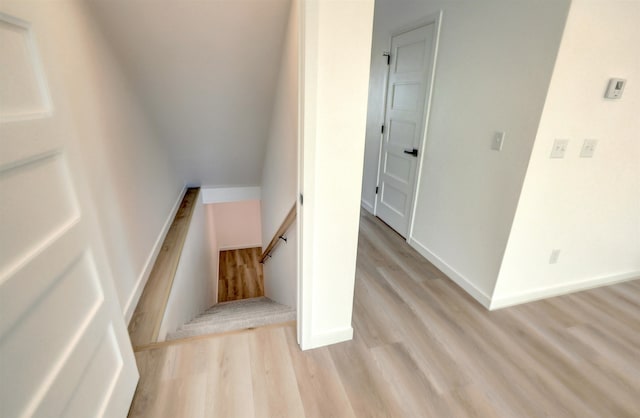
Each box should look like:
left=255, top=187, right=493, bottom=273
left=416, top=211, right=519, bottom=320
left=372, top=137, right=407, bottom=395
left=550, top=139, right=569, bottom=158
left=580, top=139, right=597, bottom=158
left=492, top=131, right=505, bottom=151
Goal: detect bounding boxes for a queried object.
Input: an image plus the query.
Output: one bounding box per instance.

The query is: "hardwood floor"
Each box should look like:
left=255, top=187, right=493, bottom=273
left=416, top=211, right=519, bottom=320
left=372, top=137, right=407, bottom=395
left=128, top=188, right=199, bottom=348
left=128, top=210, right=640, bottom=417
left=218, top=247, right=264, bottom=303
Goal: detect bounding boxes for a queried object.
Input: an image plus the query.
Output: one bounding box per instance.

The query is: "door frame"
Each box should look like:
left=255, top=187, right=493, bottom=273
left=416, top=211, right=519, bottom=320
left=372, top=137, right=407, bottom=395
left=373, top=11, right=443, bottom=241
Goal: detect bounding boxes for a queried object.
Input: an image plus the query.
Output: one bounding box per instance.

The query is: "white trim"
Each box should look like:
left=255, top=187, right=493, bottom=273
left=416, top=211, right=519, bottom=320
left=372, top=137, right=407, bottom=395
left=490, top=271, right=639, bottom=310
left=297, top=0, right=315, bottom=351
left=407, top=11, right=443, bottom=240
left=201, top=186, right=261, bottom=204
left=361, top=199, right=374, bottom=214
left=218, top=243, right=263, bottom=251
left=124, top=186, right=187, bottom=323
left=301, top=326, right=353, bottom=351
left=373, top=46, right=391, bottom=217
left=408, top=237, right=492, bottom=308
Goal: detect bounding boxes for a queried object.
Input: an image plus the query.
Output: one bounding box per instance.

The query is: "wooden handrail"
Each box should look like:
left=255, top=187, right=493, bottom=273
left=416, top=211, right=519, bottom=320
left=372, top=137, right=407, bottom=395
left=260, top=202, right=297, bottom=263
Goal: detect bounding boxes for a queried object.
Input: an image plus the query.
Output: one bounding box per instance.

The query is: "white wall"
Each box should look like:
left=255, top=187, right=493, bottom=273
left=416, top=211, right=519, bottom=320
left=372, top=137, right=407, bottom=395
left=201, top=186, right=261, bottom=204
left=300, top=0, right=375, bottom=349
left=159, top=193, right=217, bottom=340
left=206, top=203, right=220, bottom=302
left=209, top=200, right=262, bottom=250
left=87, top=0, right=292, bottom=187
left=492, top=0, right=640, bottom=308
left=362, top=0, right=570, bottom=304
left=261, top=0, right=299, bottom=309
left=0, top=0, right=184, bottom=320
left=264, top=219, right=298, bottom=308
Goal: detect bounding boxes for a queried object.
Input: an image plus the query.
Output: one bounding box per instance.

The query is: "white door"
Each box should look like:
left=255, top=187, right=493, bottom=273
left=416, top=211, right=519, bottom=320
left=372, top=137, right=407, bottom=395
left=376, top=22, right=436, bottom=237
left=0, top=12, right=138, bottom=418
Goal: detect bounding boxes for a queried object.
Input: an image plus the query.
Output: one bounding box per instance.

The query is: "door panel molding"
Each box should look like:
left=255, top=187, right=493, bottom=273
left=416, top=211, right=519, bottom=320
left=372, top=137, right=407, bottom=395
left=0, top=13, right=52, bottom=122
left=0, top=10, right=138, bottom=418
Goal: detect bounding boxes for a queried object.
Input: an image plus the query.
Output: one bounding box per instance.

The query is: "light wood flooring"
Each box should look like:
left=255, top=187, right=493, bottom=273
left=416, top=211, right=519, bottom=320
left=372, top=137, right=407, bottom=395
left=128, top=188, right=199, bottom=348
left=218, top=247, right=264, bottom=303
left=128, top=210, right=640, bottom=417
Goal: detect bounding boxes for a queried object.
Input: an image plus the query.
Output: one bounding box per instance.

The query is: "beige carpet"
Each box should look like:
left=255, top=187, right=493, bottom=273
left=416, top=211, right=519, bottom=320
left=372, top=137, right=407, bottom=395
left=166, top=297, right=295, bottom=340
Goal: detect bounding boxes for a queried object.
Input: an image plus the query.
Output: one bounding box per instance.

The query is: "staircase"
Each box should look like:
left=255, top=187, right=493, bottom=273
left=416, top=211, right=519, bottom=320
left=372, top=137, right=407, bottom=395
left=166, top=297, right=296, bottom=340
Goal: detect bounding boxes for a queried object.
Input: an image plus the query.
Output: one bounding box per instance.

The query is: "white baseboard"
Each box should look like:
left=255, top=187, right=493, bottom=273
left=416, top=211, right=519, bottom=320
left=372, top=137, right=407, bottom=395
left=407, top=237, right=492, bottom=309
left=301, top=326, right=354, bottom=351
left=490, top=270, right=640, bottom=310
left=201, top=186, right=261, bottom=204
left=124, top=186, right=187, bottom=324
left=361, top=199, right=374, bottom=214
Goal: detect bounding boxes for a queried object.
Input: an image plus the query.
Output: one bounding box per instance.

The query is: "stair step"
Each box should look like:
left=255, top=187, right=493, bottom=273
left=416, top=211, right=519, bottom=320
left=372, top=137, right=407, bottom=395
left=204, top=296, right=274, bottom=314
left=188, top=297, right=279, bottom=324
left=166, top=297, right=295, bottom=340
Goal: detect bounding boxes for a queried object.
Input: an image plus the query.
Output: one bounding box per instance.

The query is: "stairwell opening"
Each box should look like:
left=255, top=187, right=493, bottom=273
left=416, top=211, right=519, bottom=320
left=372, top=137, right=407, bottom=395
left=154, top=191, right=297, bottom=344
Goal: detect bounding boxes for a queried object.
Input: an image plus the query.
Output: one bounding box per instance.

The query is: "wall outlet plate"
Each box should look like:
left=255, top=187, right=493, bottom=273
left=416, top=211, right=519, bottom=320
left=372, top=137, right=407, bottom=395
left=549, top=249, right=561, bottom=264
left=550, top=139, right=569, bottom=159
left=492, top=131, right=505, bottom=151
left=580, top=139, right=597, bottom=158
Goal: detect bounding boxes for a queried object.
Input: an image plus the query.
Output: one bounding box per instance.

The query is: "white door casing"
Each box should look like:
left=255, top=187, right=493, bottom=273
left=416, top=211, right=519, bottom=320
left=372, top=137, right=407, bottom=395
left=0, top=12, right=138, bottom=418
left=375, top=18, right=439, bottom=238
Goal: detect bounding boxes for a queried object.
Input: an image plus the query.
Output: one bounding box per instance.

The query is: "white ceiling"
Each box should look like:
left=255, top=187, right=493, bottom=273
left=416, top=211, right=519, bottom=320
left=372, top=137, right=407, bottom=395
left=88, top=0, right=292, bottom=187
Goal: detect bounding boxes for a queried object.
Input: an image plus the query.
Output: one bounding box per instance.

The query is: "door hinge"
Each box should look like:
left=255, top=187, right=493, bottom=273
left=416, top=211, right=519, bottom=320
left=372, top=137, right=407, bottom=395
left=381, top=125, right=385, bottom=134
left=383, top=52, right=390, bottom=65
left=375, top=186, right=379, bottom=194
left=300, top=193, right=303, bottom=205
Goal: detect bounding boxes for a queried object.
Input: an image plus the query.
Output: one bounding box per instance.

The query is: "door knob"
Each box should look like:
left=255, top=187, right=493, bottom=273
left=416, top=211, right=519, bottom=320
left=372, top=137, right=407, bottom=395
left=403, top=148, right=418, bottom=157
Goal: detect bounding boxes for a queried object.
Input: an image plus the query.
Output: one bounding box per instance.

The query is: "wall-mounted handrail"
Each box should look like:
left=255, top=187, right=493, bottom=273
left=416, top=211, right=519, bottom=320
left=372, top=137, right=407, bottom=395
left=260, top=202, right=297, bottom=263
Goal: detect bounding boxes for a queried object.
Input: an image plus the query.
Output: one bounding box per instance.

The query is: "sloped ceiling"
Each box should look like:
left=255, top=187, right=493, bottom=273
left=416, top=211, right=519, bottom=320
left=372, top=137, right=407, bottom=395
left=88, top=0, right=291, bottom=186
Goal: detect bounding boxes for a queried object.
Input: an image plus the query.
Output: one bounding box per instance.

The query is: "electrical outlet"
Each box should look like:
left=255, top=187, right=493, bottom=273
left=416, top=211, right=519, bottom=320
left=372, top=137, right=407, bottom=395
left=580, top=139, right=597, bottom=158
left=549, top=249, right=561, bottom=264
left=550, top=139, right=569, bottom=159
left=492, top=131, right=505, bottom=151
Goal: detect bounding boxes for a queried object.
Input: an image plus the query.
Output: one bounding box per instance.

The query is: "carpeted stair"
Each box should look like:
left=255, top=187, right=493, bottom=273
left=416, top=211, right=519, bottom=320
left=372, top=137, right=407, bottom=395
left=166, top=297, right=296, bottom=340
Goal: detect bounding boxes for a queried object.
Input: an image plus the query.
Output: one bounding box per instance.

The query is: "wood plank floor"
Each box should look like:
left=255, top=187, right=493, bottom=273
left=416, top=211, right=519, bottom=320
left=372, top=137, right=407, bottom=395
left=128, top=210, right=640, bottom=417
left=128, top=188, right=199, bottom=348
left=218, top=247, right=264, bottom=302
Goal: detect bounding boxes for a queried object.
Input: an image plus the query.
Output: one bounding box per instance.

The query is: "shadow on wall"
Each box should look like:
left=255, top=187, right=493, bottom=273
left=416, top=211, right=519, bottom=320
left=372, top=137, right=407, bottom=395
left=207, top=200, right=263, bottom=251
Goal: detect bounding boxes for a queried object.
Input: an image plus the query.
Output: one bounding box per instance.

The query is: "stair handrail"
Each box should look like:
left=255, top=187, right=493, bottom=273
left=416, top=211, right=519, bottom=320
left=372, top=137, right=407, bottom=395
left=260, top=202, right=297, bottom=263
